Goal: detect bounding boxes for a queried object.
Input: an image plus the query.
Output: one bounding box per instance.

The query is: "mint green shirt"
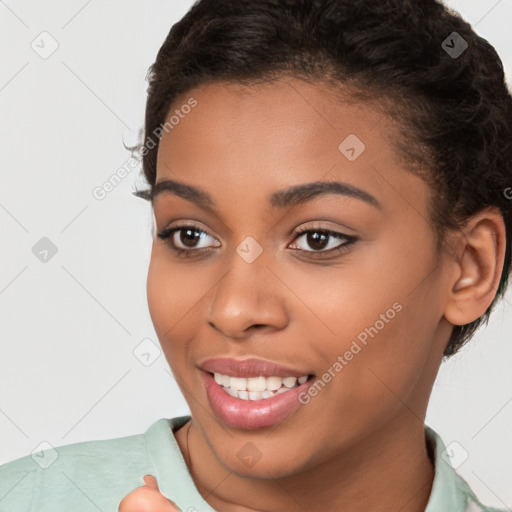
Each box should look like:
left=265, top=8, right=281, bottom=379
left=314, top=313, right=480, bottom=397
left=0, top=416, right=504, bottom=511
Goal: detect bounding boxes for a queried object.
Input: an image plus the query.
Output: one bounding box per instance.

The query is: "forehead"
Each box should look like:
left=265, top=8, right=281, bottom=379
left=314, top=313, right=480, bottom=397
left=154, top=77, right=429, bottom=216
left=157, top=78, right=390, bottom=169
left=160, top=78, right=385, bottom=148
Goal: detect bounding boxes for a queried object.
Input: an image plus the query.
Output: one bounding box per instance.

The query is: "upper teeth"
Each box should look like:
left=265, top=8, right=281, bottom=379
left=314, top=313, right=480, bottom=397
left=213, top=372, right=309, bottom=400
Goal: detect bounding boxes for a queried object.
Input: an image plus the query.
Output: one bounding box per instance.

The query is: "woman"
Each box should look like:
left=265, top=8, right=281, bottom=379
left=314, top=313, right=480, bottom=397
left=1, top=1, right=510, bottom=511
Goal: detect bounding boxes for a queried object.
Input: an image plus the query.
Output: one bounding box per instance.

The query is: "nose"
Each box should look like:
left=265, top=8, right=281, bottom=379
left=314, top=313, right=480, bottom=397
left=207, top=250, right=289, bottom=339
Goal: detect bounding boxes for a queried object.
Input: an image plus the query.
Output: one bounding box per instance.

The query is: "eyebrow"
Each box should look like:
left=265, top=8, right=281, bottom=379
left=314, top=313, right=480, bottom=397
left=151, top=178, right=382, bottom=211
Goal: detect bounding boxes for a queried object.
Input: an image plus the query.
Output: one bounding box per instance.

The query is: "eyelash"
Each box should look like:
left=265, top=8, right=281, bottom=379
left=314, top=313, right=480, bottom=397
left=157, top=223, right=357, bottom=259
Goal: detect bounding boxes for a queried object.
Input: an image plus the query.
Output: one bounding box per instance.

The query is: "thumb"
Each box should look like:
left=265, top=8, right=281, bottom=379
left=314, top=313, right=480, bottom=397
left=142, top=475, right=181, bottom=511
left=143, top=475, right=160, bottom=489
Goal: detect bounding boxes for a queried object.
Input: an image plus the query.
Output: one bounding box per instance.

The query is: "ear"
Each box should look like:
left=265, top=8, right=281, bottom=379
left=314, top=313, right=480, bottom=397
left=443, top=206, right=507, bottom=327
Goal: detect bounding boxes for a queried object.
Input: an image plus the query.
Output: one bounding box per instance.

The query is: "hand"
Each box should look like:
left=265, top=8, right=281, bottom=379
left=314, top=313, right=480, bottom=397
left=118, top=475, right=181, bottom=512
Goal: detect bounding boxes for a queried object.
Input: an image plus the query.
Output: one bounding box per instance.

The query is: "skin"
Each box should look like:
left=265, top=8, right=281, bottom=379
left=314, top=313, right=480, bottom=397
left=121, top=77, right=505, bottom=512
left=118, top=475, right=179, bottom=511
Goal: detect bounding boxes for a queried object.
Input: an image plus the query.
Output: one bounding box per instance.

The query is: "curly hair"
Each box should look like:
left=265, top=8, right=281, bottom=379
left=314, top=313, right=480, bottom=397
left=133, top=0, right=512, bottom=357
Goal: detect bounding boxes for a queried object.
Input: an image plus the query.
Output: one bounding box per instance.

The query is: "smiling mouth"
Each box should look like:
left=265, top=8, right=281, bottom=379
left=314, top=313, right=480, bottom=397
left=207, top=371, right=315, bottom=401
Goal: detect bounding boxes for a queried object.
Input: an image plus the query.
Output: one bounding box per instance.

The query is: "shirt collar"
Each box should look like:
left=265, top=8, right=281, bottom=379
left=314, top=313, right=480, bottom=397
left=424, top=425, right=472, bottom=511
left=147, top=417, right=476, bottom=512
left=146, top=416, right=217, bottom=511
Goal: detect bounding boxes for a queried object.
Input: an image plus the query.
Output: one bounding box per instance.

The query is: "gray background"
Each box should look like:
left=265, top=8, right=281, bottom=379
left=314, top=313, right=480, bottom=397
left=1, top=0, right=511, bottom=508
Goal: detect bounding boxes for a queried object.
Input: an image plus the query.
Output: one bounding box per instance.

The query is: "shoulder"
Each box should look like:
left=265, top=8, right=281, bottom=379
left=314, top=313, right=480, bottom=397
left=0, top=418, right=178, bottom=512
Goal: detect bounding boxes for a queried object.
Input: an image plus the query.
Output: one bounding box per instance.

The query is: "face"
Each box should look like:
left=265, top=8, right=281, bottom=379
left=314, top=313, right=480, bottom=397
left=147, top=77, right=452, bottom=478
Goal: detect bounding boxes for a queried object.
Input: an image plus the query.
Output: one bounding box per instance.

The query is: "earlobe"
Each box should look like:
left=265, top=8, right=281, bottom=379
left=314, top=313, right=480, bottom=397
left=443, top=207, right=506, bottom=327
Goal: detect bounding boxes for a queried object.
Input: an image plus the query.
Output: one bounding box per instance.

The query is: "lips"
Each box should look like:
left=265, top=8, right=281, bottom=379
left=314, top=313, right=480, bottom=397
left=199, top=356, right=314, bottom=378
left=202, top=370, right=314, bottom=429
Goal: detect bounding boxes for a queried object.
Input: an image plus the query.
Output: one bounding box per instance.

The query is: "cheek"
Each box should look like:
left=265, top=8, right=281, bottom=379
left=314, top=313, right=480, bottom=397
left=283, top=240, right=441, bottom=398
left=146, top=249, right=205, bottom=349
left=320, top=275, right=442, bottom=423
left=147, top=252, right=171, bottom=335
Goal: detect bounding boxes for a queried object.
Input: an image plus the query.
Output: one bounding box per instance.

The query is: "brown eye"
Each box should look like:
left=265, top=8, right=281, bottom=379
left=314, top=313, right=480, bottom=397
left=178, top=227, right=203, bottom=248
left=289, top=228, right=357, bottom=254
left=157, top=224, right=221, bottom=255
left=304, top=231, right=330, bottom=251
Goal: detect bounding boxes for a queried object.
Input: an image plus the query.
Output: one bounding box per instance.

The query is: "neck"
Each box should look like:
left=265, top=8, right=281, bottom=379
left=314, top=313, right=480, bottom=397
left=175, top=414, right=435, bottom=512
